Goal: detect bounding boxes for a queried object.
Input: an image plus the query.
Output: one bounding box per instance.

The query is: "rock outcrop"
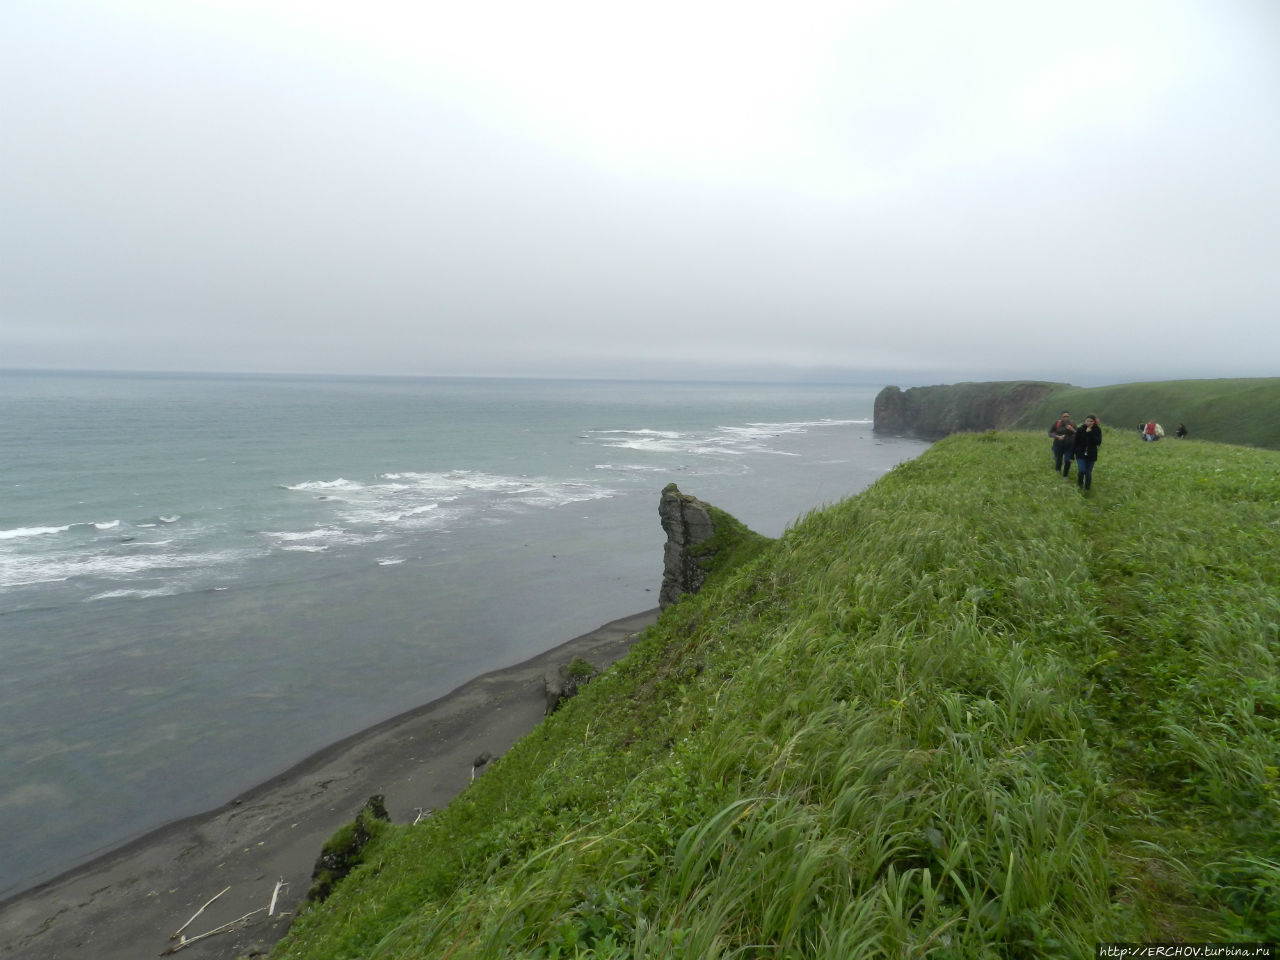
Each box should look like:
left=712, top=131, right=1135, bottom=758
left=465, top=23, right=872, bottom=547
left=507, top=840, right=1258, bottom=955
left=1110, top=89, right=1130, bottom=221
left=874, top=381, right=1062, bottom=439
left=543, top=657, right=598, bottom=715
left=307, top=795, right=391, bottom=903
left=658, top=483, right=718, bottom=609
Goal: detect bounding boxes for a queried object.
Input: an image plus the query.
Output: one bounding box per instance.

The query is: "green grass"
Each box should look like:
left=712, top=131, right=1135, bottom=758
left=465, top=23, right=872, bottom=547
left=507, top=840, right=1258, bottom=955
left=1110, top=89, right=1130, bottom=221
left=1013, top=378, right=1280, bottom=450
left=272, top=429, right=1280, bottom=959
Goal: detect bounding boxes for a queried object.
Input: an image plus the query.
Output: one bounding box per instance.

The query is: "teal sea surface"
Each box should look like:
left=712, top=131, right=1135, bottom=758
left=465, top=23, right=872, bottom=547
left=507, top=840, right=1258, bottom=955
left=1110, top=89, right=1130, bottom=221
left=0, top=371, right=928, bottom=897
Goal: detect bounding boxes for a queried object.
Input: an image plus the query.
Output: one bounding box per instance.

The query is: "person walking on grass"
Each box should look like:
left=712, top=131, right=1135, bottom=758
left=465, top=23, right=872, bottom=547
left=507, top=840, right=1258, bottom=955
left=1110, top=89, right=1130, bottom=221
left=1072, top=415, right=1103, bottom=490
left=1048, top=411, right=1075, bottom=476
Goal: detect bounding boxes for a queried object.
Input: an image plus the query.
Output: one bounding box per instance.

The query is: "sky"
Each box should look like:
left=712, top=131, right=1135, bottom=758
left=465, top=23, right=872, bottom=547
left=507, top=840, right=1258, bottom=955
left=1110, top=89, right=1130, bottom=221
left=2, top=0, right=1278, bottom=386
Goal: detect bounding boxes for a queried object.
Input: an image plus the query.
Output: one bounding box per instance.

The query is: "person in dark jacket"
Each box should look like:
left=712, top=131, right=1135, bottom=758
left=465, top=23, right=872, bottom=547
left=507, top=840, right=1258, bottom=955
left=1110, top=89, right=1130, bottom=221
left=1048, top=411, right=1075, bottom=476
left=1071, top=415, right=1103, bottom=490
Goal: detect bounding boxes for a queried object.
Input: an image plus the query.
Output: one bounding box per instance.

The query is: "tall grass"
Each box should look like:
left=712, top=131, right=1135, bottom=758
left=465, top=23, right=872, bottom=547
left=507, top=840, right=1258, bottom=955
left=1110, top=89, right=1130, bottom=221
left=273, top=429, right=1280, bottom=959
left=1012, top=377, right=1280, bottom=450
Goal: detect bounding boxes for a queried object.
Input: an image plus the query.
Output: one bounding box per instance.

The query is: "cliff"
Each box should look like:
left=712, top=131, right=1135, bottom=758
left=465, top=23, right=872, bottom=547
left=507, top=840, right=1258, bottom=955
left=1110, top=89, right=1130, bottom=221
left=874, top=380, right=1062, bottom=438
left=657, top=482, right=770, bottom=609
left=274, top=433, right=1280, bottom=958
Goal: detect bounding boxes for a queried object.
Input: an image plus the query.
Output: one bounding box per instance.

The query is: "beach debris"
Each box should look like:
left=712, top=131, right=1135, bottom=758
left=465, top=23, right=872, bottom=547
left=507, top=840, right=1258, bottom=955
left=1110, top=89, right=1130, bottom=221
left=163, top=879, right=287, bottom=954
left=162, top=907, right=267, bottom=954
left=268, top=878, right=287, bottom=916
left=413, top=806, right=434, bottom=824
left=170, top=885, right=229, bottom=941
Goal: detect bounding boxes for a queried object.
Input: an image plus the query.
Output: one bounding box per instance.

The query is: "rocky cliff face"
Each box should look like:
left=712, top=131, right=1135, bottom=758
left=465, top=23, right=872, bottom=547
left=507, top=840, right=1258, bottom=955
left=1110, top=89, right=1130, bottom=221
left=874, top=381, right=1061, bottom=439
left=657, top=483, right=717, bottom=610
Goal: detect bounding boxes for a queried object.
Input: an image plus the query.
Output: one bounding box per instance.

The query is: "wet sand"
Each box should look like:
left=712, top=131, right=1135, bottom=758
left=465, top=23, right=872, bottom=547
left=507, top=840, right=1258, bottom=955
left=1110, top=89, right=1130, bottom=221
left=0, top=609, right=659, bottom=960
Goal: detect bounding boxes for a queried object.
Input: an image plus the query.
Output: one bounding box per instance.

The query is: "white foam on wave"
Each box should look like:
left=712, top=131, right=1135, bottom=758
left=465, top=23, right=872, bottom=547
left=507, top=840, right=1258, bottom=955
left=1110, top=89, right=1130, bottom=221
left=591, top=428, right=683, bottom=440
left=402, top=504, right=441, bottom=517
left=587, top=429, right=719, bottom=456
left=0, top=545, right=261, bottom=592
left=282, top=479, right=363, bottom=493
left=599, top=435, right=730, bottom=456
left=375, top=557, right=405, bottom=566
left=158, top=515, right=181, bottom=524
left=593, top=463, right=671, bottom=473
left=267, top=528, right=347, bottom=543
left=586, top=417, right=868, bottom=459
left=506, top=478, right=613, bottom=507
left=85, top=587, right=178, bottom=602
left=263, top=526, right=386, bottom=551
left=290, top=469, right=616, bottom=535
left=0, top=525, right=70, bottom=541
left=93, top=520, right=120, bottom=531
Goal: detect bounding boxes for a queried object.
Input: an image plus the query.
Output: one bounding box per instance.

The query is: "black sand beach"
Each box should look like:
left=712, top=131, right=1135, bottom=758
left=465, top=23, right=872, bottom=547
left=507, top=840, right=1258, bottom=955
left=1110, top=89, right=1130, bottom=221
left=0, top=609, right=659, bottom=960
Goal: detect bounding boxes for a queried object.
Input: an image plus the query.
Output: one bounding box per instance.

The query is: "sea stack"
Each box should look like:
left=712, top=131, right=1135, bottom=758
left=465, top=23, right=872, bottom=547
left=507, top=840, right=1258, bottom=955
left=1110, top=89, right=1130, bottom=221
left=658, top=483, right=717, bottom=609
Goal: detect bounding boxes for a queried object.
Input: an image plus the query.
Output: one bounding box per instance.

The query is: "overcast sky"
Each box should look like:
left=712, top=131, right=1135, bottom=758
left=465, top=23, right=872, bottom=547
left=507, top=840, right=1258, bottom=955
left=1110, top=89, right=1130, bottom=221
left=2, top=1, right=1277, bottom=385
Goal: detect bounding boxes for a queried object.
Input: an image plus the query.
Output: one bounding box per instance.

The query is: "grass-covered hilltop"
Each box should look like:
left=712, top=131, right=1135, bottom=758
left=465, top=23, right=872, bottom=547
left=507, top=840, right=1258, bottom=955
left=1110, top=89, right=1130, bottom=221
left=875, top=377, right=1280, bottom=450
left=272, top=386, right=1280, bottom=958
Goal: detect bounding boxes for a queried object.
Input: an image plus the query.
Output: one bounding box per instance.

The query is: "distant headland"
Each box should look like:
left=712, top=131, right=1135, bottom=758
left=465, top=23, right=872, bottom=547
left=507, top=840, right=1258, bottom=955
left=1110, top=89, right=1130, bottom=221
left=874, top=377, right=1280, bottom=449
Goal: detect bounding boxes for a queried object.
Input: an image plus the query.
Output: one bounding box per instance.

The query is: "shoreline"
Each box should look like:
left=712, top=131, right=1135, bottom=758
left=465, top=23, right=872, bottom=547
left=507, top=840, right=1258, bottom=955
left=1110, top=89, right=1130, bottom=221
left=0, top=608, right=660, bottom=960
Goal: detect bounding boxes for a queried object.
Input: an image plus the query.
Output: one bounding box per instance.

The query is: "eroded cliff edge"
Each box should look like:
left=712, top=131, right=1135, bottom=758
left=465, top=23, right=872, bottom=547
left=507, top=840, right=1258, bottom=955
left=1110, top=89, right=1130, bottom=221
left=874, top=380, right=1063, bottom=440
left=658, top=483, right=770, bottom=610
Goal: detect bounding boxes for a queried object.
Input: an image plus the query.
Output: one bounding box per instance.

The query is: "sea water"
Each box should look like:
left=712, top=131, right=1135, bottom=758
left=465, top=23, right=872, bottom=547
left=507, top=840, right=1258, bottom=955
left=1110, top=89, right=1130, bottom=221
left=0, top=371, right=928, bottom=897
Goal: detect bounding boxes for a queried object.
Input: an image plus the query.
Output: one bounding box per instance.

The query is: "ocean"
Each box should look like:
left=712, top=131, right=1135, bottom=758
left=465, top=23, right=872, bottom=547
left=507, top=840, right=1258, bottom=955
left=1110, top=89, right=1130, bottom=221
left=0, top=371, right=928, bottom=898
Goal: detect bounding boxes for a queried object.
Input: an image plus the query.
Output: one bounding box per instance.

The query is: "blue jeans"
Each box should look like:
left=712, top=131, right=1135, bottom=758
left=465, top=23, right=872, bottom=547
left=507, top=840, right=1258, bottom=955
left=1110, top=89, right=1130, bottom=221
left=1053, top=442, right=1072, bottom=473
left=1075, top=457, right=1095, bottom=488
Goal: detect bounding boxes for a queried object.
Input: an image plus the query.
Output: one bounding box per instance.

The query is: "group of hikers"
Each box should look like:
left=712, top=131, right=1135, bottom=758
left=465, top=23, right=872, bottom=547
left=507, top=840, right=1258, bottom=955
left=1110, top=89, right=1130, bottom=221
left=1048, top=411, right=1103, bottom=490
left=1140, top=420, right=1188, bottom=441
left=1049, top=412, right=1190, bottom=490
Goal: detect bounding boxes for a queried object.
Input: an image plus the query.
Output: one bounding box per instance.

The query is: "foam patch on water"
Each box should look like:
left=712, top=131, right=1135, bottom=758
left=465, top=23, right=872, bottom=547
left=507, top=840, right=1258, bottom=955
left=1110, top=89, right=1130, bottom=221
left=85, top=587, right=180, bottom=601
left=263, top=527, right=384, bottom=552
left=284, top=469, right=617, bottom=534
left=282, top=479, right=363, bottom=493
left=592, top=463, right=671, bottom=473
left=0, top=525, right=71, bottom=541
left=586, top=418, right=868, bottom=459
left=0, top=545, right=262, bottom=593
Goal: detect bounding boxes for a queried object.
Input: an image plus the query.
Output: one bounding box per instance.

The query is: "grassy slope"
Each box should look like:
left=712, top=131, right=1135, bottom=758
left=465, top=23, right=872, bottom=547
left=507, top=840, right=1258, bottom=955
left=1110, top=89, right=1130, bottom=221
left=274, top=431, right=1280, bottom=959
left=1011, top=378, right=1280, bottom=450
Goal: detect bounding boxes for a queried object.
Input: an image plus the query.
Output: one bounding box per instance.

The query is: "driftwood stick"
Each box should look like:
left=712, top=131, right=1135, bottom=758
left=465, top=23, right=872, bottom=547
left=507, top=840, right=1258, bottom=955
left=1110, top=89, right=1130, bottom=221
left=268, top=878, right=286, bottom=916
left=161, top=908, right=266, bottom=954
left=170, top=885, right=230, bottom=940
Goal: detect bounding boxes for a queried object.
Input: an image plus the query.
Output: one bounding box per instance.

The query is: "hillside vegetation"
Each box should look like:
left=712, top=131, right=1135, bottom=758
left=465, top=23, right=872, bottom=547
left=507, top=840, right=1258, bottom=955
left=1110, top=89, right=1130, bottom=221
left=274, top=431, right=1280, bottom=959
left=875, top=377, right=1280, bottom=450
left=1012, top=378, right=1280, bottom=450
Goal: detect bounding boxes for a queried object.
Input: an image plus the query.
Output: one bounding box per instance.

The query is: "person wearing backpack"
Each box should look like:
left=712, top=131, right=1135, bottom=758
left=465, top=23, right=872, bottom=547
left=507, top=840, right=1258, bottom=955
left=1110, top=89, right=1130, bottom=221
left=1048, top=411, right=1075, bottom=476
